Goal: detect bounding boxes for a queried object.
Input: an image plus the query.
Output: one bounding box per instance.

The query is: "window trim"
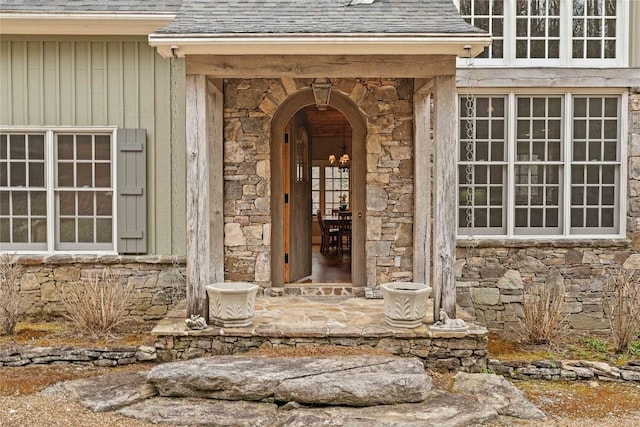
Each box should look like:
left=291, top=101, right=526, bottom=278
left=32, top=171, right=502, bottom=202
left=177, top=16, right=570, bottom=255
left=0, top=126, right=118, bottom=255
left=456, top=89, right=628, bottom=240
left=455, top=0, right=630, bottom=68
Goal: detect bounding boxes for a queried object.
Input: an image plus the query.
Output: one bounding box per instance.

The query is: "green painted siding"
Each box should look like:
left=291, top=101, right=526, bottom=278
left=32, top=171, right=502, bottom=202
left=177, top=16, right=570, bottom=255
left=632, top=0, right=640, bottom=67
left=0, top=36, right=186, bottom=255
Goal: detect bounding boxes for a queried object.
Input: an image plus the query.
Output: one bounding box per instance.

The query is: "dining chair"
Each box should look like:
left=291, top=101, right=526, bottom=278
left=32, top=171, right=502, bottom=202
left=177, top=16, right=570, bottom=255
left=337, top=214, right=351, bottom=256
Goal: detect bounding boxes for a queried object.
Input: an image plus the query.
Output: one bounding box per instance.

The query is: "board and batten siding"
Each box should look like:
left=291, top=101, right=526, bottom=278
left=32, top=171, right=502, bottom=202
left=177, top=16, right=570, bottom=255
left=0, top=36, right=186, bottom=255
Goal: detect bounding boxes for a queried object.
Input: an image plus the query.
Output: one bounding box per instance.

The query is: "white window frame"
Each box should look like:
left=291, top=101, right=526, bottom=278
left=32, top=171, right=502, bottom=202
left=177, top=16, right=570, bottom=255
left=0, top=126, right=118, bottom=255
left=456, top=89, right=627, bottom=240
left=455, top=0, right=629, bottom=68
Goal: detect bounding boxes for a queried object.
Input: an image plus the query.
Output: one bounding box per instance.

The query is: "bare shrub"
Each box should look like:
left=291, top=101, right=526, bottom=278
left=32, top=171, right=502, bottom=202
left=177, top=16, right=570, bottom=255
left=521, top=269, right=569, bottom=345
left=606, top=269, right=640, bottom=354
left=0, top=254, right=23, bottom=335
left=57, top=269, right=135, bottom=337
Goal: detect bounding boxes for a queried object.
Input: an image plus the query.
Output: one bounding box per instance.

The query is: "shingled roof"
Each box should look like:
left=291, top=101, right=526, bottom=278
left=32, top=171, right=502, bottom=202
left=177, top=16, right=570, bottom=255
left=0, top=0, right=182, bottom=13
left=156, top=0, right=483, bottom=35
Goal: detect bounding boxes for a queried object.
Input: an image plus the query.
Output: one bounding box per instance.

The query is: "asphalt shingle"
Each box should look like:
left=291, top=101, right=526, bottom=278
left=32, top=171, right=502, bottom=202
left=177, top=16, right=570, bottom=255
left=0, top=0, right=182, bottom=13
left=156, top=0, right=483, bottom=35
left=0, top=0, right=484, bottom=36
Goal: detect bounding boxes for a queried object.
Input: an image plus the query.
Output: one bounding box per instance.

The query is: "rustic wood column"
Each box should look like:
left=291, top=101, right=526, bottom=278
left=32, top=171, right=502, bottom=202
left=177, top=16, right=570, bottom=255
left=413, top=80, right=432, bottom=286
left=432, top=75, right=457, bottom=320
left=207, top=79, right=224, bottom=285
left=185, top=74, right=218, bottom=321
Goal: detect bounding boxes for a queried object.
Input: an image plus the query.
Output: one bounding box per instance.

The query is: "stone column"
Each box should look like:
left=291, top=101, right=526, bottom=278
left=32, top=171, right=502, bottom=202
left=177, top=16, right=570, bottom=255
left=432, top=75, right=457, bottom=320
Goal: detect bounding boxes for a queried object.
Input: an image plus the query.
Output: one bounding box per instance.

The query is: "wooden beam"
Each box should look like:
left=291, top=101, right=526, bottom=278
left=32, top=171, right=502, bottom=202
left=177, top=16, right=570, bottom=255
left=433, top=75, right=457, bottom=321
left=187, top=55, right=455, bottom=78
left=185, top=74, right=211, bottom=321
left=413, top=88, right=431, bottom=286
left=457, top=68, right=640, bottom=88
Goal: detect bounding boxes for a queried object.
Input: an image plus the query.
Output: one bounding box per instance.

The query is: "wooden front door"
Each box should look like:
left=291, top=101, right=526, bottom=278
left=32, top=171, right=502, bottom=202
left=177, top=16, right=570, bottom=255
left=284, top=121, right=312, bottom=282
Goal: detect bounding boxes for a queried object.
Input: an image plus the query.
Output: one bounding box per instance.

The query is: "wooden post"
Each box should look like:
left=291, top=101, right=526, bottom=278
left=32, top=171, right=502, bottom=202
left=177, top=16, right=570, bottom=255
left=207, top=79, right=224, bottom=285
left=413, top=80, right=432, bottom=286
left=433, top=75, right=457, bottom=321
left=185, top=74, right=211, bottom=321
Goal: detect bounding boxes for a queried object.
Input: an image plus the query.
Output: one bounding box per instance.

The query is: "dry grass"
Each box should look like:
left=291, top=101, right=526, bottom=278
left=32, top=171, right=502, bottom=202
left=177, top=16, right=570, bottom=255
left=606, top=269, right=640, bottom=354
left=0, top=255, right=23, bottom=335
left=519, top=380, right=640, bottom=420
left=0, top=319, right=155, bottom=348
left=520, top=272, right=569, bottom=345
left=57, top=269, right=135, bottom=338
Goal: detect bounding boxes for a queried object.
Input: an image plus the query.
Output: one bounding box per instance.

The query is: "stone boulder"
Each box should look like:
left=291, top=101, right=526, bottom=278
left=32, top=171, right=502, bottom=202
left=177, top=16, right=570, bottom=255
left=147, top=355, right=432, bottom=406
left=117, top=397, right=278, bottom=427
left=62, top=371, right=156, bottom=412
left=452, top=372, right=546, bottom=420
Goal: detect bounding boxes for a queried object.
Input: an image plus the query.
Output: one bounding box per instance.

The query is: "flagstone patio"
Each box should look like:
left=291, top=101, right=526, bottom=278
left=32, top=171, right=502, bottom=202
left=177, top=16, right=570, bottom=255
left=152, top=295, right=488, bottom=372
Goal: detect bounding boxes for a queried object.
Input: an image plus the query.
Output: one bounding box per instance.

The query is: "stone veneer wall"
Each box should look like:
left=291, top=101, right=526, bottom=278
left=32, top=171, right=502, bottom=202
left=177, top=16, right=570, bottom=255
left=154, top=332, right=488, bottom=373
left=455, top=93, right=640, bottom=333
left=10, top=255, right=186, bottom=320
left=222, top=78, right=415, bottom=288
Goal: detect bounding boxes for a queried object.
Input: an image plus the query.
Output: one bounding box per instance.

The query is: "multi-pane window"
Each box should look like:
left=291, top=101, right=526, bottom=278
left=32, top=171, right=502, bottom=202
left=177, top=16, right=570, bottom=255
left=310, top=162, right=350, bottom=216
left=0, top=133, right=47, bottom=249
left=515, top=0, right=561, bottom=59
left=55, top=134, right=113, bottom=250
left=311, top=165, right=320, bottom=215
left=458, top=96, right=507, bottom=234
left=514, top=96, right=563, bottom=234
left=572, top=0, right=617, bottom=59
left=457, top=0, right=626, bottom=65
left=324, top=166, right=349, bottom=215
left=570, top=96, right=619, bottom=233
left=457, top=93, right=623, bottom=238
left=459, top=0, right=505, bottom=59
left=1, top=130, right=115, bottom=252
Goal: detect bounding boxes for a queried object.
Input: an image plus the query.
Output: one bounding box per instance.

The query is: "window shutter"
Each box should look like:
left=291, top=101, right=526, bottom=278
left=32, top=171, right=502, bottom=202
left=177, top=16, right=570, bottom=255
left=117, top=129, right=147, bottom=254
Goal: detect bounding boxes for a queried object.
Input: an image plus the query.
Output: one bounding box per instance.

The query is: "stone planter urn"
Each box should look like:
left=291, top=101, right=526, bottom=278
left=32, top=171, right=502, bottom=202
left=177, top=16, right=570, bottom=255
left=206, top=282, right=259, bottom=327
left=380, top=282, right=432, bottom=328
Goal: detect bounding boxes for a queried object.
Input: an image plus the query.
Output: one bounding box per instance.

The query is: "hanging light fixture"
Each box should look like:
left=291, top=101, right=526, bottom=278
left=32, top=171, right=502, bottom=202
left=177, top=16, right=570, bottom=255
left=329, top=116, right=350, bottom=170
left=311, top=77, right=331, bottom=111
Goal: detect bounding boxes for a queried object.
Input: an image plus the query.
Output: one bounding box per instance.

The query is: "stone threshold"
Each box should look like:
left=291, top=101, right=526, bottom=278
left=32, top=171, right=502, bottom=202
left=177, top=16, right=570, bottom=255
left=267, top=283, right=365, bottom=297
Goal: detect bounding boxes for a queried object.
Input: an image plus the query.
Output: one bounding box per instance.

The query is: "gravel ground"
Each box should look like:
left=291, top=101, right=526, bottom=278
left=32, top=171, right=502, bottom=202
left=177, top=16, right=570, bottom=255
left=1, top=365, right=639, bottom=426
left=0, top=394, right=157, bottom=427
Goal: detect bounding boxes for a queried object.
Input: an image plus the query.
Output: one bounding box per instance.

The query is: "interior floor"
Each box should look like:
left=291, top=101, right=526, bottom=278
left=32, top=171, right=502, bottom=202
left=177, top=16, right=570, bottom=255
left=298, top=244, right=351, bottom=283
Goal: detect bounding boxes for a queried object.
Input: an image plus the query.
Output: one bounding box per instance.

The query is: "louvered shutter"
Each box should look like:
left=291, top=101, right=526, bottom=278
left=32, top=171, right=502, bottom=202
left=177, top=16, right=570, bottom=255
left=117, top=129, right=147, bottom=254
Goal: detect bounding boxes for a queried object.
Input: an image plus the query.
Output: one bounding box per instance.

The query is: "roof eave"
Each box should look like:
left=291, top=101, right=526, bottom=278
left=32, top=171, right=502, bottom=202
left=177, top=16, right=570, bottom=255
left=148, top=34, right=491, bottom=58
left=0, top=13, right=176, bottom=36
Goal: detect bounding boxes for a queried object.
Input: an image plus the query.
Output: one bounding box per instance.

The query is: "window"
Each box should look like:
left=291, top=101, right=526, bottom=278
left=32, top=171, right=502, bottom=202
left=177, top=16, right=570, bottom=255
left=311, top=162, right=350, bottom=216
left=460, top=0, right=505, bottom=59
left=515, top=0, right=561, bottom=59
left=457, top=92, right=624, bottom=238
left=572, top=0, right=618, bottom=59
left=456, top=0, right=627, bottom=66
left=1, top=129, right=115, bottom=252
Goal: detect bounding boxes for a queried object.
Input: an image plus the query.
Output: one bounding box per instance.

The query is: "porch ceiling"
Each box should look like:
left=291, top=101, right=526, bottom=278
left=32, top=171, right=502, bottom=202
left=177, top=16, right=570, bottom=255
left=303, top=107, right=352, bottom=140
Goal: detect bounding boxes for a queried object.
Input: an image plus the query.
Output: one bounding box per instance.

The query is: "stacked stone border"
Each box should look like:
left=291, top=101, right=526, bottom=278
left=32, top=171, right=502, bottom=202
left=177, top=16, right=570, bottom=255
left=0, top=344, right=157, bottom=367
left=9, top=255, right=186, bottom=320
left=489, top=358, right=640, bottom=383
left=153, top=329, right=489, bottom=372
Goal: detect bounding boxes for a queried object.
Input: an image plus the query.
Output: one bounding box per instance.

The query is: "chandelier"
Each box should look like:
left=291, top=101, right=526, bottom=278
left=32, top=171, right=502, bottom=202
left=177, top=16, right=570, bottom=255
left=329, top=116, right=350, bottom=170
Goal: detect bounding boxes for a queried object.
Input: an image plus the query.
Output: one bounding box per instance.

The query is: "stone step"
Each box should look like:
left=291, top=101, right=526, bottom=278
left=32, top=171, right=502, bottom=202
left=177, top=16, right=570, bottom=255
left=147, top=355, right=432, bottom=406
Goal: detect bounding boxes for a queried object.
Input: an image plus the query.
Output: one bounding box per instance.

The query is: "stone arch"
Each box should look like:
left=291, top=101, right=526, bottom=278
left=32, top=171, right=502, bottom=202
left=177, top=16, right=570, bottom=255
left=270, top=86, right=367, bottom=287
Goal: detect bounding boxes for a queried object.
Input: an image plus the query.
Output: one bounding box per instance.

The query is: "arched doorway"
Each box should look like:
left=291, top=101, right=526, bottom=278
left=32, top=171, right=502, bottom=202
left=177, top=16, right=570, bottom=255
left=270, top=88, right=366, bottom=288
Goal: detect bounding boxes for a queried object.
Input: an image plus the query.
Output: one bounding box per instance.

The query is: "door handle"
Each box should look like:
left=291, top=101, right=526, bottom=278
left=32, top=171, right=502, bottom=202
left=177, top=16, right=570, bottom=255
left=358, top=212, right=362, bottom=218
